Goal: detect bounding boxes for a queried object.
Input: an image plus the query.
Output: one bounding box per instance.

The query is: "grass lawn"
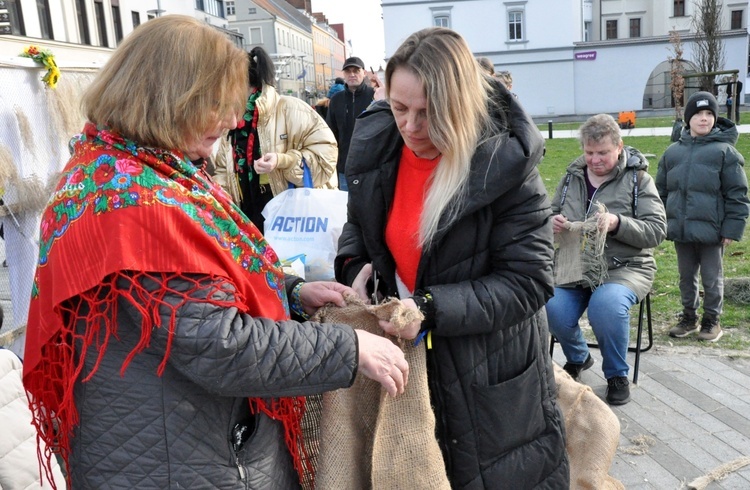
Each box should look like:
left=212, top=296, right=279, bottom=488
left=539, top=130, right=750, bottom=351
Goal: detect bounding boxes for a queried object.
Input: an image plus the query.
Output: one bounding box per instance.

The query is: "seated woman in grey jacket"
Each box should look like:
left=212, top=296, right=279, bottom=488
left=22, top=16, right=407, bottom=490
left=547, top=113, right=666, bottom=405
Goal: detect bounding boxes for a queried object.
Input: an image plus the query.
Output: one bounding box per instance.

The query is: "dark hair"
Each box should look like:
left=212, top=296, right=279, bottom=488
left=248, top=46, right=276, bottom=89
left=334, top=77, right=345, bottom=85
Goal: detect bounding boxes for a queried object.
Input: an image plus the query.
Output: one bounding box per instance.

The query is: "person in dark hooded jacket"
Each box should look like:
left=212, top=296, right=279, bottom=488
left=335, top=27, right=568, bottom=489
left=656, top=91, right=749, bottom=342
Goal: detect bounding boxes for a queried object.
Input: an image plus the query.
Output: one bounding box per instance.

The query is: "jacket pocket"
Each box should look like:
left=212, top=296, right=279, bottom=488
left=471, top=361, right=545, bottom=465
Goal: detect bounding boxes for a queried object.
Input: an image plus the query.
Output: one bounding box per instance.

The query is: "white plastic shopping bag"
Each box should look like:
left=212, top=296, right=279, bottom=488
left=262, top=188, right=348, bottom=281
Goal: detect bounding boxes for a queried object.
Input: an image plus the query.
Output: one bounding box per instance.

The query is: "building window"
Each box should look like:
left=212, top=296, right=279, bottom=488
left=94, top=0, right=108, bottom=47
left=249, top=27, right=261, bottom=44
left=731, top=10, right=743, bottom=29
left=434, top=15, right=449, bottom=27
left=2, top=0, right=25, bottom=35
left=508, top=10, right=524, bottom=41
left=196, top=0, right=222, bottom=17
left=226, top=1, right=235, bottom=16
left=112, top=0, right=123, bottom=44
left=431, top=7, right=452, bottom=28
left=629, top=18, right=641, bottom=38
left=584, top=21, right=592, bottom=42
left=674, top=0, right=685, bottom=17
left=37, top=0, right=53, bottom=39
left=131, top=11, right=140, bottom=27
left=74, top=0, right=90, bottom=44
left=606, top=19, right=617, bottom=39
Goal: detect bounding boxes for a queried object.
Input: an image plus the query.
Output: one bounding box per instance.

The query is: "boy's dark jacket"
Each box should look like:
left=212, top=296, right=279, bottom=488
left=656, top=116, right=749, bottom=243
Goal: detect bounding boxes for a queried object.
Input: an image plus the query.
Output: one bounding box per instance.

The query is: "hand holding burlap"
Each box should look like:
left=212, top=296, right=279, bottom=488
left=312, top=296, right=450, bottom=490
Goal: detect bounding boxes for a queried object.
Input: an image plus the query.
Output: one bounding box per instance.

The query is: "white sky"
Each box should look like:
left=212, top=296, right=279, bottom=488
left=311, top=0, right=387, bottom=70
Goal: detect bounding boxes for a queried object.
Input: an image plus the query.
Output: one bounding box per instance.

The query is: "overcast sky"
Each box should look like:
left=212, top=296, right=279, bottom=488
left=311, top=0, right=387, bottom=70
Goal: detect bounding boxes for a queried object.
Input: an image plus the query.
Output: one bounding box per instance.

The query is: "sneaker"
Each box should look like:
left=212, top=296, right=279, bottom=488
left=668, top=314, right=699, bottom=338
left=562, top=354, right=595, bottom=381
left=606, top=376, right=631, bottom=405
left=697, top=317, right=723, bottom=342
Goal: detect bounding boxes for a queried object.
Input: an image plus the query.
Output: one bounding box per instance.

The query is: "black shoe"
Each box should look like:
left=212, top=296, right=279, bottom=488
left=562, top=354, right=595, bottom=381
left=606, top=376, right=631, bottom=405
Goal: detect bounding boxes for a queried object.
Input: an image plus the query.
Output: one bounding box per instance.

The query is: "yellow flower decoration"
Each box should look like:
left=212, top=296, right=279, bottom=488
left=19, top=45, right=60, bottom=89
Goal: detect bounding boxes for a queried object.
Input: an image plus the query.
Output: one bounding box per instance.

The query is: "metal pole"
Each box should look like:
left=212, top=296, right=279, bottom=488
left=548, top=121, right=553, bottom=139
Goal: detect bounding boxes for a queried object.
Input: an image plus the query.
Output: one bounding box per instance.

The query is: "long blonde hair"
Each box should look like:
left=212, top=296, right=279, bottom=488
left=83, top=15, right=248, bottom=152
left=386, top=28, right=491, bottom=247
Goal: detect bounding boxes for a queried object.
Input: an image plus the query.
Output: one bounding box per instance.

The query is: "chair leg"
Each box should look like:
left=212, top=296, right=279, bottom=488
left=633, top=298, right=645, bottom=385
left=631, top=293, right=653, bottom=385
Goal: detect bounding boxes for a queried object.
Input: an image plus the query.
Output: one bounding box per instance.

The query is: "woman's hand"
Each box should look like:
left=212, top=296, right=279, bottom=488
left=352, top=263, right=373, bottom=303
left=298, top=281, right=354, bottom=316
left=355, top=330, right=409, bottom=397
left=598, top=212, right=620, bottom=232
left=378, top=298, right=421, bottom=340
left=551, top=214, right=568, bottom=234
left=254, top=153, right=278, bottom=174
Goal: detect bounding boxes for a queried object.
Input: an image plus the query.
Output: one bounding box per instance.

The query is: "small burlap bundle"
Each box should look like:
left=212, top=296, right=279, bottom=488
left=554, top=364, right=624, bottom=490
left=554, top=202, right=609, bottom=288
left=310, top=296, right=450, bottom=490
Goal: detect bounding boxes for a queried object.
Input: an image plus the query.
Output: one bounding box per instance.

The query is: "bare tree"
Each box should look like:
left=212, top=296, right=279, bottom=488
left=668, top=30, right=686, bottom=120
left=692, top=0, right=726, bottom=92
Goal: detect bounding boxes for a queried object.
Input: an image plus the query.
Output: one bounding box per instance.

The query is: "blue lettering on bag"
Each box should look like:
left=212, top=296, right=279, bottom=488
left=270, top=216, right=329, bottom=233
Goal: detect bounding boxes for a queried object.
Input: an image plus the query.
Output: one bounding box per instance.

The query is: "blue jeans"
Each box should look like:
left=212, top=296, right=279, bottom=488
left=546, top=283, right=638, bottom=379
left=338, top=172, right=348, bottom=191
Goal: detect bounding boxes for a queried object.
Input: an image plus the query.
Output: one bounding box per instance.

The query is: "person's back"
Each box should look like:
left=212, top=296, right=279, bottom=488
left=325, top=57, right=375, bottom=190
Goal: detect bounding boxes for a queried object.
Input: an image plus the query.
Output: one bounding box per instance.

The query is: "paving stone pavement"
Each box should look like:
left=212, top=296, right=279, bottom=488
left=552, top=345, right=750, bottom=489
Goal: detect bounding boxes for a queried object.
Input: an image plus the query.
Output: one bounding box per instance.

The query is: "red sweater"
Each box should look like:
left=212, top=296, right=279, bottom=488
left=385, top=147, right=440, bottom=292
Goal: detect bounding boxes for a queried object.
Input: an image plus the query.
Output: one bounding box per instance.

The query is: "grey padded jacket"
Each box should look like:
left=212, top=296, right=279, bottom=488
left=69, top=274, right=357, bottom=489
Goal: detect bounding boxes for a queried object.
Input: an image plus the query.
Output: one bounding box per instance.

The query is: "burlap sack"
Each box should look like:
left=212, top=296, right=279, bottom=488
left=311, top=297, right=450, bottom=490
left=554, top=364, right=625, bottom=490
left=554, top=202, right=609, bottom=288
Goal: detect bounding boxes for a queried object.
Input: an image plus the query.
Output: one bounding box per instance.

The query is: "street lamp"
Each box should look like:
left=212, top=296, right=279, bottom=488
left=319, top=62, right=326, bottom=95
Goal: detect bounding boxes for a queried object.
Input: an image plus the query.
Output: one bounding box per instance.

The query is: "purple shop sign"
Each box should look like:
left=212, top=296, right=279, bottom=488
left=575, top=51, right=597, bottom=61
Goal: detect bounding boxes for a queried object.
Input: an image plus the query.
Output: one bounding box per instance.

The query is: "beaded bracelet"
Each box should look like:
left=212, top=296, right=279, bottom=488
left=290, top=281, right=310, bottom=320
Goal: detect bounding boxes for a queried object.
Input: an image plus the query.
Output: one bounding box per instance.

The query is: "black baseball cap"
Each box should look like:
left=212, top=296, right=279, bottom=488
left=342, top=57, right=365, bottom=70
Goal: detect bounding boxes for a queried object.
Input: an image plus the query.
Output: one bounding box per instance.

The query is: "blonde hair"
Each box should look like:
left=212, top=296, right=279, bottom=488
left=386, top=28, right=491, bottom=247
left=578, top=113, right=622, bottom=148
left=476, top=57, right=495, bottom=76
left=83, top=15, right=248, bottom=152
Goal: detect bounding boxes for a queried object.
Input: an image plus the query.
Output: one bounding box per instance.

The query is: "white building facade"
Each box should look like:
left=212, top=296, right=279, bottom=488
left=0, top=0, right=240, bottom=66
left=382, top=0, right=749, bottom=117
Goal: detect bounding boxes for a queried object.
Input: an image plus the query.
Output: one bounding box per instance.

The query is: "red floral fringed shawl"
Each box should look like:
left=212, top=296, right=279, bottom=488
left=23, top=123, right=308, bottom=488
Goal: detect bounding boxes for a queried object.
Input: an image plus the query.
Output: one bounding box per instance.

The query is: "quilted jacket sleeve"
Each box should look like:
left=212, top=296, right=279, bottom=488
left=145, top=274, right=358, bottom=398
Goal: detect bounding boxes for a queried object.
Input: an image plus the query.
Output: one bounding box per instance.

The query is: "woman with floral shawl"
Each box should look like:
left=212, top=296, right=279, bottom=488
left=23, top=15, right=408, bottom=489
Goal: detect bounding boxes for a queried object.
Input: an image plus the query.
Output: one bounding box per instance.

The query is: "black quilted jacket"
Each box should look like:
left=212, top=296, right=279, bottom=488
left=335, top=82, right=569, bottom=489
left=70, top=274, right=357, bottom=488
